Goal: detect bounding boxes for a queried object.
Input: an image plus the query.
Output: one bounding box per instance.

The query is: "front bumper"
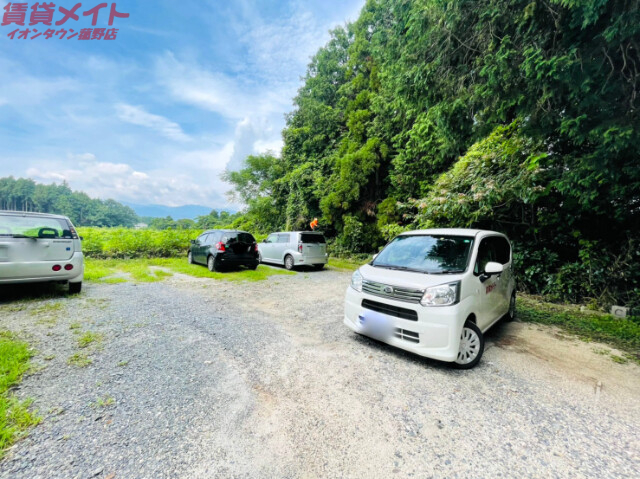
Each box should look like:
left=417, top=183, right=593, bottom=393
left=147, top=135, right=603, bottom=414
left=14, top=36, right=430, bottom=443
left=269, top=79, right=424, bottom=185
left=344, top=285, right=467, bottom=362
left=0, top=252, right=84, bottom=284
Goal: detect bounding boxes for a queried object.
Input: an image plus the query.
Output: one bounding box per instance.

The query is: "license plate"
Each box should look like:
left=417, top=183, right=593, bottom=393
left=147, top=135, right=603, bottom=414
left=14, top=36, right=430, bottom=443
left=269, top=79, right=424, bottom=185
left=359, top=311, right=393, bottom=340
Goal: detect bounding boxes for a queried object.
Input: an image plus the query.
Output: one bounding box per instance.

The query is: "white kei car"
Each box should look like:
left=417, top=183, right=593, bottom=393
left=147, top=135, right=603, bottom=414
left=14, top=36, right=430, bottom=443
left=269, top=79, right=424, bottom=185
left=0, top=211, right=84, bottom=293
left=344, top=229, right=516, bottom=369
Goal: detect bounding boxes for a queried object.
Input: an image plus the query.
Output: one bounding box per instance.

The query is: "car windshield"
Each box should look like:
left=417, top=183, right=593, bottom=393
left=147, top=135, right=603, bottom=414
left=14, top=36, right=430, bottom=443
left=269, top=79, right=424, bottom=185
left=372, top=235, right=474, bottom=274
left=0, top=214, right=70, bottom=238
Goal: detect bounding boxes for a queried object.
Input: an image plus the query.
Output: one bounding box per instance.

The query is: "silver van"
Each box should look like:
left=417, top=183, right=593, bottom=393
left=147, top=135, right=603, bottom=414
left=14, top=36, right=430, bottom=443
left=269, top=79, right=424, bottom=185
left=258, top=231, right=328, bottom=270
left=0, top=211, right=84, bottom=293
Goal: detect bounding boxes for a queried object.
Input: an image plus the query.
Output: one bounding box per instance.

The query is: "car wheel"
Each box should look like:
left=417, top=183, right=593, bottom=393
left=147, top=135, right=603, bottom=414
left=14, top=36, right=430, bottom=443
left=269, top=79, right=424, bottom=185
left=506, top=292, right=516, bottom=321
left=248, top=262, right=258, bottom=271
left=313, top=264, right=324, bottom=271
left=258, top=252, right=262, bottom=263
left=284, top=255, right=294, bottom=271
left=69, top=282, right=82, bottom=294
left=188, top=251, right=194, bottom=264
left=453, top=321, right=484, bottom=369
left=207, top=255, right=219, bottom=272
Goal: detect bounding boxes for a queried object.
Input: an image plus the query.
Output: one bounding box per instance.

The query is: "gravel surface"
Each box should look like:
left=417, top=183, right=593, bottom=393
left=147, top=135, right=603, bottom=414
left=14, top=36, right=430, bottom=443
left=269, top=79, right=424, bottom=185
left=1, top=267, right=639, bottom=479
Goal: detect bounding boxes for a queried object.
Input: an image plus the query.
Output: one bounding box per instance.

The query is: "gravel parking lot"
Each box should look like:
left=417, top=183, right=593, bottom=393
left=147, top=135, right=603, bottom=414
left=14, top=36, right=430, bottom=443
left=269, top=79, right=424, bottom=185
left=1, top=267, right=639, bottom=479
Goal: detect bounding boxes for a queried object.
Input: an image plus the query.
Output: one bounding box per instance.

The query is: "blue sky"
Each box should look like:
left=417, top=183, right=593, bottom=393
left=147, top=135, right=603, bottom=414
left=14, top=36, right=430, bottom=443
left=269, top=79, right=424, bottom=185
left=0, top=0, right=364, bottom=208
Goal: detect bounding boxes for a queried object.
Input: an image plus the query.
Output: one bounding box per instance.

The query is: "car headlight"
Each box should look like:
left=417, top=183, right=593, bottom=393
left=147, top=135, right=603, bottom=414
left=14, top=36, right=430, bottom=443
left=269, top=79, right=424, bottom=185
left=351, top=269, right=363, bottom=292
left=420, top=282, right=460, bottom=307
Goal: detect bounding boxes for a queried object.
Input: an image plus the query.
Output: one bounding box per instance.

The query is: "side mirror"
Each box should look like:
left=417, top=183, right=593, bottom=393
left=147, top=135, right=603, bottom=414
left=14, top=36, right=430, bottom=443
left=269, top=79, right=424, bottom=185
left=190, top=239, right=196, bottom=244
left=480, top=262, right=503, bottom=282
left=484, top=262, right=504, bottom=275
left=262, top=239, right=267, bottom=243
left=79, top=236, right=84, bottom=241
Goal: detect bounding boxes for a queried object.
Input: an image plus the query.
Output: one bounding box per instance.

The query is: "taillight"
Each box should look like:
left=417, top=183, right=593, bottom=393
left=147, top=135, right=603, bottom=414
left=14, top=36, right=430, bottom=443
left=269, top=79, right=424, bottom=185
left=52, top=265, right=61, bottom=271
left=67, top=222, right=79, bottom=239
left=298, top=243, right=303, bottom=253
left=216, top=241, right=226, bottom=252
left=254, top=243, right=258, bottom=252
left=64, top=264, right=74, bottom=271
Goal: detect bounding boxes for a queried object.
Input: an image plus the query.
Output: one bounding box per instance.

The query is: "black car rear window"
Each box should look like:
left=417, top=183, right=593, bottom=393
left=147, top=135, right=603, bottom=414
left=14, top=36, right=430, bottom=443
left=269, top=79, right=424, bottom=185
left=300, top=233, right=325, bottom=244
left=224, top=232, right=255, bottom=244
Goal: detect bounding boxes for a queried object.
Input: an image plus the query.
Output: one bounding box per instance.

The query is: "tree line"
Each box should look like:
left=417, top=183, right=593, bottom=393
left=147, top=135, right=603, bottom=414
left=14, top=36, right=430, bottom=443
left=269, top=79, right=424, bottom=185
left=226, top=0, right=640, bottom=309
left=0, top=176, right=238, bottom=231
left=0, top=176, right=138, bottom=227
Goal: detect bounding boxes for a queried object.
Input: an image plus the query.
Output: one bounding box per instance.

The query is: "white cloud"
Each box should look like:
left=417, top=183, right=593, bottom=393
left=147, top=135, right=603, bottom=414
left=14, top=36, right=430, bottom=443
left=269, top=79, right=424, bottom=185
left=115, top=103, right=190, bottom=142
left=25, top=154, right=230, bottom=208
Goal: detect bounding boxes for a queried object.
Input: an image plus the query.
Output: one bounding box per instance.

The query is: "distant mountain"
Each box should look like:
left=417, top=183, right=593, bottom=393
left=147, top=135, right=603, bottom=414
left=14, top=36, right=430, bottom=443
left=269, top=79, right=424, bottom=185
left=122, top=202, right=232, bottom=220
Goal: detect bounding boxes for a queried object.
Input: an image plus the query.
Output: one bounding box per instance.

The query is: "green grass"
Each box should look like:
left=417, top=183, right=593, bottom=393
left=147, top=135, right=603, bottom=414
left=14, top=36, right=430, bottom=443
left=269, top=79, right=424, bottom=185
left=91, top=395, right=115, bottom=408
left=67, top=352, right=92, bottom=368
left=148, top=258, right=295, bottom=281
left=85, top=258, right=295, bottom=283
left=0, top=331, right=40, bottom=457
left=327, top=256, right=368, bottom=271
left=77, top=332, right=103, bottom=348
left=518, top=295, right=640, bottom=362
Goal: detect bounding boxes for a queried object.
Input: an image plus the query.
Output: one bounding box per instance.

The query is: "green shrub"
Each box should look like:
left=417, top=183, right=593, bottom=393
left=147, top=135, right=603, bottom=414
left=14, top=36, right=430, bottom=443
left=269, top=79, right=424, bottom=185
left=78, top=227, right=203, bottom=259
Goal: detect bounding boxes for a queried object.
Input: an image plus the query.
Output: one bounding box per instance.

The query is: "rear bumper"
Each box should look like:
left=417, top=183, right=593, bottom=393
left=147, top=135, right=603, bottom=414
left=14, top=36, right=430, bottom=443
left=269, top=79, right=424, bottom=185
left=0, top=252, right=84, bottom=284
left=217, top=255, right=258, bottom=266
left=292, top=252, right=328, bottom=265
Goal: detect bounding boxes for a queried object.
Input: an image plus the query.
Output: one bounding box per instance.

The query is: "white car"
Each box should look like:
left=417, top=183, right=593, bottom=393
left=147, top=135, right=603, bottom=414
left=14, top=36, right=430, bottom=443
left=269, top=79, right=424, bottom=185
left=344, top=229, right=516, bottom=369
left=258, top=231, right=328, bottom=270
left=0, top=211, right=84, bottom=293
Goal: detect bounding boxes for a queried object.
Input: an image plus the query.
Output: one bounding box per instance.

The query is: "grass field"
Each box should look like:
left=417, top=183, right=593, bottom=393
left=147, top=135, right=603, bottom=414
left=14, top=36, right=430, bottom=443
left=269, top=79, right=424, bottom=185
left=84, top=258, right=295, bottom=283
left=0, top=331, right=40, bottom=457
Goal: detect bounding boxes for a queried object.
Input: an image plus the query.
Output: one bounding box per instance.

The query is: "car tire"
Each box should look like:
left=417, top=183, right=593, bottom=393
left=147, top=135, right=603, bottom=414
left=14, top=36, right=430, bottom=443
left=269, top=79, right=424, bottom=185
left=258, top=252, right=262, bottom=264
left=453, top=321, right=484, bottom=369
left=69, top=282, right=82, bottom=294
left=188, top=251, right=194, bottom=265
left=313, top=264, right=324, bottom=271
left=505, top=291, right=516, bottom=321
left=248, top=262, right=258, bottom=271
left=207, top=255, right=219, bottom=272
left=284, top=255, right=294, bottom=271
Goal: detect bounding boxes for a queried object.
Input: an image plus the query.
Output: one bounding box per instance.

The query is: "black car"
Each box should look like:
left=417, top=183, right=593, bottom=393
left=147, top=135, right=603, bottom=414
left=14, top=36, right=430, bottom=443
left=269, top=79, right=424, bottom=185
left=188, top=230, right=259, bottom=272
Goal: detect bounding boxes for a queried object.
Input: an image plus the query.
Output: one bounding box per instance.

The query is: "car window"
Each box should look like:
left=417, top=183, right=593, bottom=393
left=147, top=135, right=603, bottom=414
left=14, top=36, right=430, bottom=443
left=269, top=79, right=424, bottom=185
left=277, top=233, right=290, bottom=243
left=0, top=214, right=69, bottom=238
left=300, top=233, right=325, bottom=244
left=223, top=232, right=239, bottom=244
left=265, top=234, right=277, bottom=243
left=491, top=237, right=511, bottom=264
left=474, top=238, right=496, bottom=275
left=238, top=233, right=255, bottom=244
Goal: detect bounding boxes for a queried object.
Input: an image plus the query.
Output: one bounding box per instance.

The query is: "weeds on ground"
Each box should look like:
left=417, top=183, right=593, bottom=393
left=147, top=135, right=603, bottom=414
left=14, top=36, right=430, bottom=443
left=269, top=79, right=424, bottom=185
left=0, top=331, right=40, bottom=457
left=77, top=332, right=103, bottom=348
left=90, top=395, right=115, bottom=408
left=67, top=353, right=92, bottom=367
left=518, top=295, right=640, bottom=363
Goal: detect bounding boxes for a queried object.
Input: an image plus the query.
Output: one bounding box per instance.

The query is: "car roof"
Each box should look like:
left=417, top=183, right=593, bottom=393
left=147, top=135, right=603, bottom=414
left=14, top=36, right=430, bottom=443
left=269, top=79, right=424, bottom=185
left=399, top=228, right=506, bottom=238
left=0, top=210, right=70, bottom=220
left=203, top=229, right=252, bottom=234
left=268, top=231, right=324, bottom=234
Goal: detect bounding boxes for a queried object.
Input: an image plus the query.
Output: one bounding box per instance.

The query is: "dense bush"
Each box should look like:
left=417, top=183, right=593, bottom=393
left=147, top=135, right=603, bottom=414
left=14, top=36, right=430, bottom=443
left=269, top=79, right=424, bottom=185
left=78, top=228, right=203, bottom=259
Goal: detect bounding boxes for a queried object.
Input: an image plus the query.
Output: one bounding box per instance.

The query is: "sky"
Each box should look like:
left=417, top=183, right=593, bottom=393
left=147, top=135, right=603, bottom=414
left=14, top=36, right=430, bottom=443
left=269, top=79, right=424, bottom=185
left=0, top=0, right=365, bottom=209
